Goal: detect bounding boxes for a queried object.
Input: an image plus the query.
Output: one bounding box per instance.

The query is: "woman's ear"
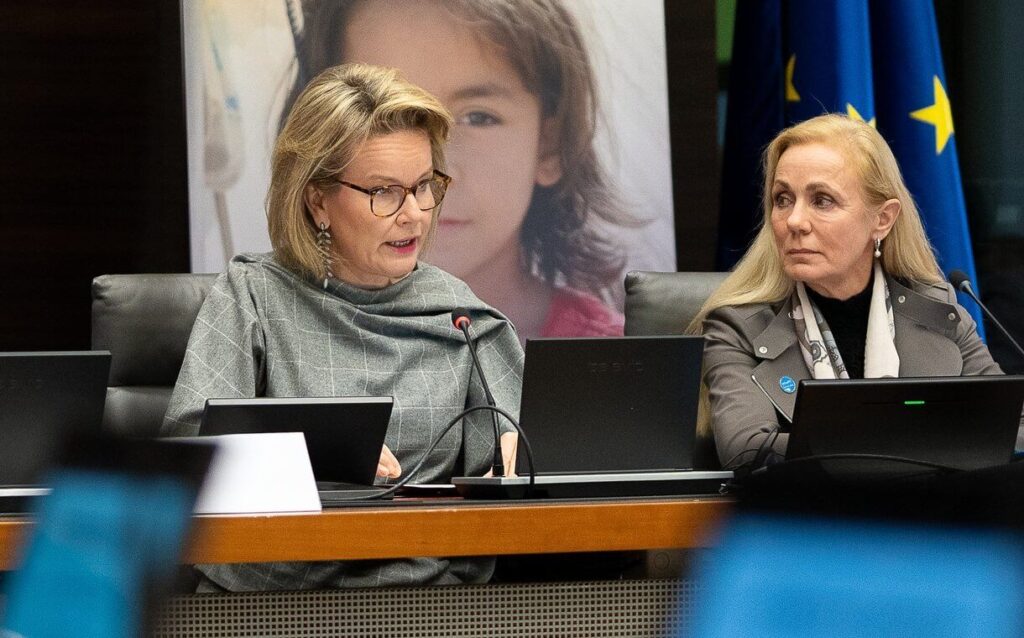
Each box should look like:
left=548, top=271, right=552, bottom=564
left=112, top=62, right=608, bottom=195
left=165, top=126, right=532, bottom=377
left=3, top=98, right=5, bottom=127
left=875, top=198, right=901, bottom=239
left=304, top=182, right=328, bottom=227
left=535, top=117, right=563, bottom=187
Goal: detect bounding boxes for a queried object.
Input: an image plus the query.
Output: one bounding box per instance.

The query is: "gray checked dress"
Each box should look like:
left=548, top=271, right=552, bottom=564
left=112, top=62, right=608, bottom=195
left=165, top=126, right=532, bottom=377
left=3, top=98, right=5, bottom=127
left=162, top=253, right=523, bottom=591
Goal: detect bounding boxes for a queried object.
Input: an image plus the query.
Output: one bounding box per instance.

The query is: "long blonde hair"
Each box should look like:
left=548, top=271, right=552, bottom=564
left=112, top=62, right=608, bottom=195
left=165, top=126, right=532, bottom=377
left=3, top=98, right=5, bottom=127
left=691, top=114, right=944, bottom=438
left=267, top=63, right=453, bottom=282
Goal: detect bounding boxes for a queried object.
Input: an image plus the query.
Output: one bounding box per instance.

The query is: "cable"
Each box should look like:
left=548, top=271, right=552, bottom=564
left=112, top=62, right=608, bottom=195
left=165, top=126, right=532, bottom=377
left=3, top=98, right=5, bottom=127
left=753, top=453, right=962, bottom=474
left=721, top=446, right=763, bottom=470
left=750, top=426, right=781, bottom=469
left=347, top=404, right=536, bottom=501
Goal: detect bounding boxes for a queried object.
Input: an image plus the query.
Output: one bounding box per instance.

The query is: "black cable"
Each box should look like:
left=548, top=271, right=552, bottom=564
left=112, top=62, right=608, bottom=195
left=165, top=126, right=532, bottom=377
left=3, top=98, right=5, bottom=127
left=721, top=426, right=782, bottom=471
left=458, top=322, right=505, bottom=476
left=753, top=453, right=962, bottom=475
left=720, top=446, right=762, bottom=470
left=750, top=426, right=781, bottom=469
left=348, top=404, right=536, bottom=501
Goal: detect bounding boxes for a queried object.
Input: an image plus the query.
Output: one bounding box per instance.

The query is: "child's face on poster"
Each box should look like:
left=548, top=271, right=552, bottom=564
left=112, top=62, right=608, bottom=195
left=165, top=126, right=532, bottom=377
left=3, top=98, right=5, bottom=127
left=344, top=0, right=563, bottom=282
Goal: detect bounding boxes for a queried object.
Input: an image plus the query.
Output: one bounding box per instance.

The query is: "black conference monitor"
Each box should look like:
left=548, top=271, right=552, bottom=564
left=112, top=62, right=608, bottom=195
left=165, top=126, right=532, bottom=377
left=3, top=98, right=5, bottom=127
left=200, top=396, right=393, bottom=485
left=517, top=336, right=705, bottom=474
left=0, top=351, right=111, bottom=487
left=787, top=375, right=1024, bottom=471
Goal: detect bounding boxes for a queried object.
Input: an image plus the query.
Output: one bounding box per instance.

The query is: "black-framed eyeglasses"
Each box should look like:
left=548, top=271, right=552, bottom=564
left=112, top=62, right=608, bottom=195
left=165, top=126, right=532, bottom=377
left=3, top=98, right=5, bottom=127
left=335, top=170, right=451, bottom=218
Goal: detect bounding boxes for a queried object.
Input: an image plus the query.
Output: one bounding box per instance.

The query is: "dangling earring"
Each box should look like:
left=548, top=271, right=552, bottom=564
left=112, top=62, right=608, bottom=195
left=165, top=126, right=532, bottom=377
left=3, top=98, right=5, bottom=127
left=874, top=237, right=882, bottom=259
left=316, top=222, right=334, bottom=289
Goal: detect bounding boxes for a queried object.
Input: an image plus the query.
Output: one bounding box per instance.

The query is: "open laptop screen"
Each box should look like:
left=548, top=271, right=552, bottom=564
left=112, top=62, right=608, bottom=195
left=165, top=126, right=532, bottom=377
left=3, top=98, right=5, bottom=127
left=787, top=376, right=1024, bottom=471
left=0, top=351, right=111, bottom=487
left=200, top=396, right=393, bottom=485
left=517, top=336, right=705, bottom=474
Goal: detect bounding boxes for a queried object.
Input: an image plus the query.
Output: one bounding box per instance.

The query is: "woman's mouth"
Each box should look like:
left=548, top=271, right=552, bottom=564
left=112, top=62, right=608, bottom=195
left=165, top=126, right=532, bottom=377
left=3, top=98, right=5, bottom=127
left=386, top=238, right=417, bottom=254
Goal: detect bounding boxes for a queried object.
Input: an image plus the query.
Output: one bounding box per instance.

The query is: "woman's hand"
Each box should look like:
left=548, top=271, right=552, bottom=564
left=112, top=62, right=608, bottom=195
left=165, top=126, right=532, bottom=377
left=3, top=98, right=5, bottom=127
left=483, top=432, right=519, bottom=477
left=376, top=444, right=402, bottom=479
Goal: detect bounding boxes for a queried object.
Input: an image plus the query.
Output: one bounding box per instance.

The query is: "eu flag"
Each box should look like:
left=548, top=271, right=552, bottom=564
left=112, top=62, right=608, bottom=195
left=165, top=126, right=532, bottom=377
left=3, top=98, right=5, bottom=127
left=718, top=0, right=985, bottom=337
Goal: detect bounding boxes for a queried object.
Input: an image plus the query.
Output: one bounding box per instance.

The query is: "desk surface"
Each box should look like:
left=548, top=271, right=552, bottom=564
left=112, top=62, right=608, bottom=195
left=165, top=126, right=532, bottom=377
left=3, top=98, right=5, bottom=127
left=0, top=497, right=730, bottom=569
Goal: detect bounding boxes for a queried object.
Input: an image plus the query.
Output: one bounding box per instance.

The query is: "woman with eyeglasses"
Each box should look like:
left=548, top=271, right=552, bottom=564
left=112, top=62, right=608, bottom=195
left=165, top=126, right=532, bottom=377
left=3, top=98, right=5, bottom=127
left=162, top=63, right=522, bottom=591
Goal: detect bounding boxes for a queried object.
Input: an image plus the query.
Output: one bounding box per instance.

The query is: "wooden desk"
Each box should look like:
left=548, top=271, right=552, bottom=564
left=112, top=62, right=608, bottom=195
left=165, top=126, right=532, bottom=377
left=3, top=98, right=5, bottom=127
left=0, top=497, right=730, bottom=570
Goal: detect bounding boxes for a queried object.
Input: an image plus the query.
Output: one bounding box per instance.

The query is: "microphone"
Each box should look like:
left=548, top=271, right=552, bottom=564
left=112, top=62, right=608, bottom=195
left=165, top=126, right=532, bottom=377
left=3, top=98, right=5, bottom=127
left=948, top=270, right=1024, bottom=360
left=451, top=308, right=505, bottom=476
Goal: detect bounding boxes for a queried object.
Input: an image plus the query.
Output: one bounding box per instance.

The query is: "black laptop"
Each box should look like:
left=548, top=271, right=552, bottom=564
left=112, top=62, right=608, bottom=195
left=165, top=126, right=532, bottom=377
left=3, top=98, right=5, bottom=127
left=454, top=337, right=732, bottom=498
left=0, top=351, right=111, bottom=509
left=199, top=396, right=393, bottom=500
left=786, top=376, right=1024, bottom=471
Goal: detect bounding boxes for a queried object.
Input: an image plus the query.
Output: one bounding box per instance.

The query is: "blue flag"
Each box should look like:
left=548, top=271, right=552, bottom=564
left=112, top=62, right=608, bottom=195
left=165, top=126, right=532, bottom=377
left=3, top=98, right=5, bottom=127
left=718, top=0, right=985, bottom=337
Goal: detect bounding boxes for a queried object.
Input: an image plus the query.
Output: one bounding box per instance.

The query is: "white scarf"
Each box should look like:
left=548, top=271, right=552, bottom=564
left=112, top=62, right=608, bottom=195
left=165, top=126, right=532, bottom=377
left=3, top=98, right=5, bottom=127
left=792, top=261, right=900, bottom=379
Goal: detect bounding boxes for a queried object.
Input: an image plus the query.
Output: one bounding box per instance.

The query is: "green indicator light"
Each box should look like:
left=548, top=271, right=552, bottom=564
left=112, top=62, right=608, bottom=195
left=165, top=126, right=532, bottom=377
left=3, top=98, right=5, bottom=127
left=904, top=400, right=926, bottom=406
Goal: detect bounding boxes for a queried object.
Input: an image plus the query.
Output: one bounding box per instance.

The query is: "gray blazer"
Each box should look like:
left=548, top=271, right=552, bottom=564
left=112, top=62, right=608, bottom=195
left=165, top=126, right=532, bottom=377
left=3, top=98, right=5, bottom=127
left=703, top=276, right=1018, bottom=468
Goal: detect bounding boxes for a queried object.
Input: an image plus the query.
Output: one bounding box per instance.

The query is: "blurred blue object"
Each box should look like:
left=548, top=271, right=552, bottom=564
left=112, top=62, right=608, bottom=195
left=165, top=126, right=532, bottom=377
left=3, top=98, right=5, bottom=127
left=0, top=470, right=194, bottom=638
left=0, top=446, right=205, bottom=638
left=689, top=513, right=1024, bottom=637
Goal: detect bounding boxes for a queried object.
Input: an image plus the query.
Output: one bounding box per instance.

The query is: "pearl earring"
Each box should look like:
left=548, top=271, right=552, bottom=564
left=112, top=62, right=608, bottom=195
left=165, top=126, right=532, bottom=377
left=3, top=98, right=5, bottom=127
left=873, top=237, right=882, bottom=259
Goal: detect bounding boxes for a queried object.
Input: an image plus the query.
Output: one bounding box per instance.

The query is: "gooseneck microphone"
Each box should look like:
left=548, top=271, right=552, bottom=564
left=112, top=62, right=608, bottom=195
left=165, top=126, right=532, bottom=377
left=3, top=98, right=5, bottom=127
left=451, top=308, right=505, bottom=477
left=948, top=270, right=1024, bottom=360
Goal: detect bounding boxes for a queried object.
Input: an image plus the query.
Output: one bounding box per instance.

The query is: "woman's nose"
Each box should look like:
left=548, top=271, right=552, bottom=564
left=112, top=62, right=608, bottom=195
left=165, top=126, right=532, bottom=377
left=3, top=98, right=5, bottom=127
left=787, top=201, right=811, bottom=232
left=394, top=192, right=427, bottom=224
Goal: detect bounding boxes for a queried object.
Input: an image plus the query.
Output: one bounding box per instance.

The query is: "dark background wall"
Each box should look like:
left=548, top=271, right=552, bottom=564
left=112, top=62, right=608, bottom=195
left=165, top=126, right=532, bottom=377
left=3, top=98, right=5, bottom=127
left=0, top=1, right=189, bottom=351
left=936, top=0, right=1024, bottom=373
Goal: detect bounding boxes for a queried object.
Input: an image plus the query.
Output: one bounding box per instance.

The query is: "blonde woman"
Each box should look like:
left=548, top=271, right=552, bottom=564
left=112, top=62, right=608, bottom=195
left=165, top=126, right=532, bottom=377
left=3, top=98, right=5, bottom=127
left=163, top=64, right=521, bottom=590
left=692, top=114, right=1018, bottom=469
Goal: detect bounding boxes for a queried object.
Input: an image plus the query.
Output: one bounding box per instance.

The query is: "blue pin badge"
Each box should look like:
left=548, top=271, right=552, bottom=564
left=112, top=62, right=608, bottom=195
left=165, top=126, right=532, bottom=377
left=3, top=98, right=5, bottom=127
left=779, top=376, right=797, bottom=394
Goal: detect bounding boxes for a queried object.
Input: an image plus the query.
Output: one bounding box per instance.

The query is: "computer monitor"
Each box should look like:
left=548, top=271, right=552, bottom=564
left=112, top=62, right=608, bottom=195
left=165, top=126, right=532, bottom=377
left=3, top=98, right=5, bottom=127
left=787, top=375, right=1024, bottom=471
left=0, top=351, right=111, bottom=487
left=517, top=336, right=705, bottom=473
left=200, top=396, right=393, bottom=485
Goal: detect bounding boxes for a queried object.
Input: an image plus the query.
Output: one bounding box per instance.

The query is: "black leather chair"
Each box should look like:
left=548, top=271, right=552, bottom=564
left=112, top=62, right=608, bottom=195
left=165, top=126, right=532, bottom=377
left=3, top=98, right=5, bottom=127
left=623, top=271, right=729, bottom=469
left=623, top=271, right=729, bottom=336
left=91, top=274, right=217, bottom=436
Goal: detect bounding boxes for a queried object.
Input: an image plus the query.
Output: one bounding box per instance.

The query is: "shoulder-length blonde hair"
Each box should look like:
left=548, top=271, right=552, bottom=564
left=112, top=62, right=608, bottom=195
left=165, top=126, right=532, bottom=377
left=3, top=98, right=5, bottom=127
left=690, top=113, right=943, bottom=333
left=268, top=63, right=453, bottom=281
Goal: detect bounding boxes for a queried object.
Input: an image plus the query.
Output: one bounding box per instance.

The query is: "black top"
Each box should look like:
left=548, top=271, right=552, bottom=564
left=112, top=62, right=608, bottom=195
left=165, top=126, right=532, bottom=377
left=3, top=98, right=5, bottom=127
left=806, top=275, right=873, bottom=379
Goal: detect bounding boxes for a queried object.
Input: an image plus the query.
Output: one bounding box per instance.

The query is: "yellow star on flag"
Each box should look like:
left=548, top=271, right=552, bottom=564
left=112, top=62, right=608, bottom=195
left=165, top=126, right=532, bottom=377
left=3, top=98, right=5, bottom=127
left=846, top=103, right=876, bottom=128
left=910, top=76, right=955, bottom=154
left=785, top=54, right=800, bottom=102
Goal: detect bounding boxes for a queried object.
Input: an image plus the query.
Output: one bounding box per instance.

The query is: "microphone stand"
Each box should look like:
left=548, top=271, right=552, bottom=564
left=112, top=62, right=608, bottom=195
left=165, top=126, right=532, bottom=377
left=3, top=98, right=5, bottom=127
left=456, top=319, right=506, bottom=477
left=953, top=276, right=1024, bottom=360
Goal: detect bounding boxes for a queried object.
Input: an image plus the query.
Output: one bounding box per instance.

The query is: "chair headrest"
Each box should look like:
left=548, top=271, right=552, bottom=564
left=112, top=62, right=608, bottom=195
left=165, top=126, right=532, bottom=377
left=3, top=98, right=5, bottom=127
left=92, top=274, right=217, bottom=386
left=623, top=271, right=729, bottom=336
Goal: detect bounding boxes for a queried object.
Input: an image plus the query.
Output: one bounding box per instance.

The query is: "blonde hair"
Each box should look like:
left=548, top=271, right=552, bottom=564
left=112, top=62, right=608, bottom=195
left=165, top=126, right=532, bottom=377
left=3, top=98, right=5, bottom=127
left=690, top=114, right=944, bottom=438
left=267, top=63, right=453, bottom=281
